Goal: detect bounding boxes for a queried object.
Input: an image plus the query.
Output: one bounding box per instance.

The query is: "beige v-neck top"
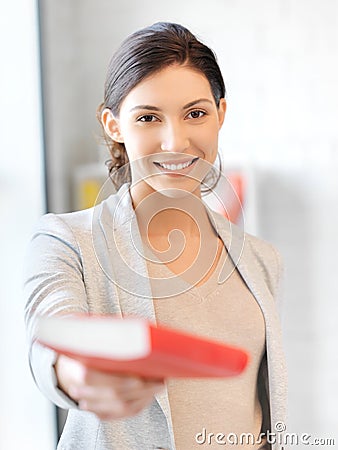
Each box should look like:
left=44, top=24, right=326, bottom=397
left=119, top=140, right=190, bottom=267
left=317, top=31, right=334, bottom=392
left=147, top=244, right=266, bottom=449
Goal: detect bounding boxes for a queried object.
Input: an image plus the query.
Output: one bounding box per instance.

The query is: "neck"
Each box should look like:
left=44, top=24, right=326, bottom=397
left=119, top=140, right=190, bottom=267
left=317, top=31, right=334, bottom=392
left=130, top=182, right=213, bottom=239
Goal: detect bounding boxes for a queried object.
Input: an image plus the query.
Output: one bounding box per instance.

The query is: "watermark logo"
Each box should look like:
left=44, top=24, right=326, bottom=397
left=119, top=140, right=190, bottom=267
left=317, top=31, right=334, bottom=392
left=195, top=422, right=336, bottom=446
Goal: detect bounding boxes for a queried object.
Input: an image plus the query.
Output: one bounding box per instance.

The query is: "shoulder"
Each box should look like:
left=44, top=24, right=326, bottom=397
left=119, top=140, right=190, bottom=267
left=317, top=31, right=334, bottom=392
left=210, top=208, right=281, bottom=264
left=245, top=231, right=282, bottom=274
left=210, top=209, right=283, bottom=297
left=32, top=183, right=129, bottom=249
left=213, top=209, right=282, bottom=275
left=32, top=208, right=94, bottom=254
left=36, top=207, right=93, bottom=235
left=244, top=231, right=283, bottom=294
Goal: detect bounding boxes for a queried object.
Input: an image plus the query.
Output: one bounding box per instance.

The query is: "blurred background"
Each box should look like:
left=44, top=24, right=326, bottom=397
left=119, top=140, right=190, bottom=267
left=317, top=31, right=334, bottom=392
left=2, top=0, right=338, bottom=448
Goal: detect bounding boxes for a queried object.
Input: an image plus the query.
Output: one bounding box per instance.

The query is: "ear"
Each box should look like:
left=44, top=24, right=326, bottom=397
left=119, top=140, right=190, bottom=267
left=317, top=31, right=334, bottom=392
left=101, top=108, right=124, bottom=143
left=217, top=98, right=227, bottom=129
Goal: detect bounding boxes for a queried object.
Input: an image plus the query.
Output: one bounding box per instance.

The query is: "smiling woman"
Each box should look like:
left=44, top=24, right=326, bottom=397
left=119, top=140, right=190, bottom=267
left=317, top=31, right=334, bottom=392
left=97, top=22, right=226, bottom=192
left=24, top=22, right=287, bottom=450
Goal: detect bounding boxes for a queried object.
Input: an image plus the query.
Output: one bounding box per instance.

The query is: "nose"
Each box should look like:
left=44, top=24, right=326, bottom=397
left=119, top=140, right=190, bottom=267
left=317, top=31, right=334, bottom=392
left=160, top=121, right=190, bottom=153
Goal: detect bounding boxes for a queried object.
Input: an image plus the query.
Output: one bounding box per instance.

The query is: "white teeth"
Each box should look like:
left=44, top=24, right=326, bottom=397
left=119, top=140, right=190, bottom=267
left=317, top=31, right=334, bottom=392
left=158, top=159, right=195, bottom=170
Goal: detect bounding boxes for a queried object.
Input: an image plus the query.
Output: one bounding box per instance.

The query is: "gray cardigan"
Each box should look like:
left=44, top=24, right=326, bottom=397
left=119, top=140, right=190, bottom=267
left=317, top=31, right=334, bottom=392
left=24, top=183, right=287, bottom=450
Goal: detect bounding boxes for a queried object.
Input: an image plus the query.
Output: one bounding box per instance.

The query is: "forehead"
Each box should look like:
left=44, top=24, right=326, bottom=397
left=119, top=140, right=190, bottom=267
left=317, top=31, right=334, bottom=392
left=121, top=65, right=214, bottom=110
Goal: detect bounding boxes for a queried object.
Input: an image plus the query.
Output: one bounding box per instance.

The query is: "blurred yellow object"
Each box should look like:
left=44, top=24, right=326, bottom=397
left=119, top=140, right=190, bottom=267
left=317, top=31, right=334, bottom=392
left=78, top=179, right=101, bottom=209
left=73, top=163, right=108, bottom=211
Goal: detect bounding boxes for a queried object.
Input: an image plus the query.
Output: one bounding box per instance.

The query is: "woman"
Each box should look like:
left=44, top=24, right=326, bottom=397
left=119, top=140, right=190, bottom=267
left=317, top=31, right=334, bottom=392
left=24, top=22, right=287, bottom=450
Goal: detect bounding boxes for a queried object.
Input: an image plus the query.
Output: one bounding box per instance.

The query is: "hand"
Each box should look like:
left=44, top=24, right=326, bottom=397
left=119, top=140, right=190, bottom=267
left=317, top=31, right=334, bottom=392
left=55, top=354, right=165, bottom=421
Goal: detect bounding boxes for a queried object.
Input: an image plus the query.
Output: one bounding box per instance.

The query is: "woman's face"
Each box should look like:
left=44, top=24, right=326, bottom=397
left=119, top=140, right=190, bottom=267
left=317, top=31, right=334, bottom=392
left=103, top=65, right=226, bottom=199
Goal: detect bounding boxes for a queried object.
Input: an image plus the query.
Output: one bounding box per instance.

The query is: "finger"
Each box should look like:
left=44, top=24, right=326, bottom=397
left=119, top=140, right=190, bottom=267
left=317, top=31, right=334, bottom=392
left=117, top=376, right=165, bottom=395
left=70, top=377, right=164, bottom=405
left=70, top=371, right=164, bottom=396
left=76, top=368, right=132, bottom=387
left=103, top=374, right=165, bottom=392
left=81, top=395, right=156, bottom=421
left=76, top=368, right=163, bottom=391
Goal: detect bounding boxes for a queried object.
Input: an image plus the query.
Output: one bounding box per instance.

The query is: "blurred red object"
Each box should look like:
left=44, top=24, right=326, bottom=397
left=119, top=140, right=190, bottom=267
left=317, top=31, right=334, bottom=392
left=224, top=173, right=245, bottom=223
left=206, top=172, right=245, bottom=224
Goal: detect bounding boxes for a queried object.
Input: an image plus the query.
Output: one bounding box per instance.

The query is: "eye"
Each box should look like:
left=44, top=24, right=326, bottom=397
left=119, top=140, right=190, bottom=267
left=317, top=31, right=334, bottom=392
left=186, top=110, right=206, bottom=119
left=137, top=114, right=159, bottom=122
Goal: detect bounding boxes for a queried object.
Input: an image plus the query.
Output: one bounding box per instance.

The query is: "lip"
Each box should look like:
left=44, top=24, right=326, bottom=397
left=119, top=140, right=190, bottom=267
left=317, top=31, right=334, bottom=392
left=153, top=157, right=199, bottom=176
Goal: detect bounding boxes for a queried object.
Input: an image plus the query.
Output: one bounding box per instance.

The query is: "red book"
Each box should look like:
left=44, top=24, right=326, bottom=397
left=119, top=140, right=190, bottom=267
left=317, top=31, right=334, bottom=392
left=36, top=314, right=249, bottom=378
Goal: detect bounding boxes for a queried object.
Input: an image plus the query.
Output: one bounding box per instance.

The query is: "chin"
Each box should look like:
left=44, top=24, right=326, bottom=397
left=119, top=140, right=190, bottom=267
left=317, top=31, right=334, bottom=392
left=149, top=179, right=201, bottom=199
left=158, top=188, right=193, bottom=199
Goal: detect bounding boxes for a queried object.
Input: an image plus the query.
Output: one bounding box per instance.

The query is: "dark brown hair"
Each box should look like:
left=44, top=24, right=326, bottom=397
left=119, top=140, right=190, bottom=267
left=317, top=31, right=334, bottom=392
left=97, top=22, right=226, bottom=188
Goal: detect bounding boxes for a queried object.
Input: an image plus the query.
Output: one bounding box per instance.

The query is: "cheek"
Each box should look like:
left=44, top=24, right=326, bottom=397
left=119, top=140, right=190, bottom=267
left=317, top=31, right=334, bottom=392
left=194, top=125, right=219, bottom=158
left=123, top=128, right=159, bottom=160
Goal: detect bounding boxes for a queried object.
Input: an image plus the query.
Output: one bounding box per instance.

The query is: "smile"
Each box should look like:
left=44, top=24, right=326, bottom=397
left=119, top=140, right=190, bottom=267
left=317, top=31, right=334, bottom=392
left=154, top=157, right=199, bottom=171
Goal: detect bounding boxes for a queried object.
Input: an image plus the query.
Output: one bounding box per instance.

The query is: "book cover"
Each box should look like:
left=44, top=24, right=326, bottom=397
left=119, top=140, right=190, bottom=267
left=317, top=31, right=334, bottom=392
left=36, top=314, right=249, bottom=378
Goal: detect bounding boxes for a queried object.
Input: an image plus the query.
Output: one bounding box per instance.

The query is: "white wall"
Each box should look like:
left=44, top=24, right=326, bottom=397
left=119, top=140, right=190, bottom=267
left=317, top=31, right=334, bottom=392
left=38, top=0, right=338, bottom=446
left=0, top=1, right=55, bottom=449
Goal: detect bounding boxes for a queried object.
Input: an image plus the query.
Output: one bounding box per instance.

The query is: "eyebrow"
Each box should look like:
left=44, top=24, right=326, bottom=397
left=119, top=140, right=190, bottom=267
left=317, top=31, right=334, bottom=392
left=129, top=98, right=213, bottom=113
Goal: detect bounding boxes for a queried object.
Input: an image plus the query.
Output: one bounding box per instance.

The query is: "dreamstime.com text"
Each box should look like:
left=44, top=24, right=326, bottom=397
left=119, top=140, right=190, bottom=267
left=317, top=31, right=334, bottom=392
left=195, top=422, right=335, bottom=446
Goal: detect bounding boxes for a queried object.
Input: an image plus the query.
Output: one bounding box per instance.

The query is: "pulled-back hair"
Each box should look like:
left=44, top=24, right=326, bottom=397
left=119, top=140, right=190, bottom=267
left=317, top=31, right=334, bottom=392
left=97, top=22, right=226, bottom=188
